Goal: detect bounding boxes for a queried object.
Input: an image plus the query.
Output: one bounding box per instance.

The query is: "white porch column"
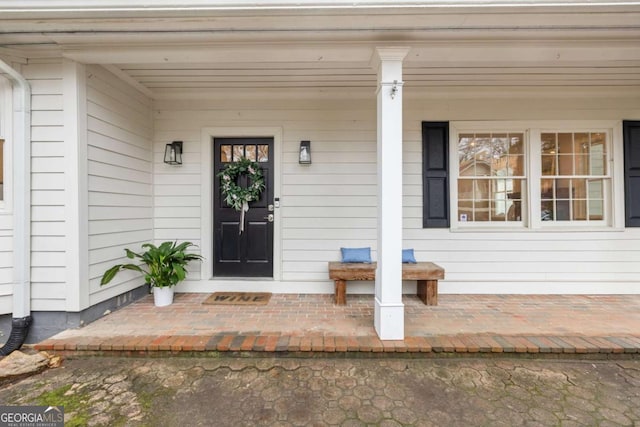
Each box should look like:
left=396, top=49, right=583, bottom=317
left=373, top=47, right=410, bottom=340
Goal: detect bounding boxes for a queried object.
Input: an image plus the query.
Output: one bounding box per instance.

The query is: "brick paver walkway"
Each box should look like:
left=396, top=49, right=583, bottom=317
left=35, top=293, right=640, bottom=356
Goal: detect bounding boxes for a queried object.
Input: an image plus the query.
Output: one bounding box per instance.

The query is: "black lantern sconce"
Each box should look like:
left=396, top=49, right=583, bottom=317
left=299, top=140, right=311, bottom=164
left=164, top=141, right=183, bottom=165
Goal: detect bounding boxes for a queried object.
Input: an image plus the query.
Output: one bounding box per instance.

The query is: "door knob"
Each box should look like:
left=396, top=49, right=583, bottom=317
left=264, top=214, right=274, bottom=222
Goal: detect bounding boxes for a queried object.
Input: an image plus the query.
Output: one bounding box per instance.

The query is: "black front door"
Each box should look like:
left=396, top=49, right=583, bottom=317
left=213, top=137, right=274, bottom=277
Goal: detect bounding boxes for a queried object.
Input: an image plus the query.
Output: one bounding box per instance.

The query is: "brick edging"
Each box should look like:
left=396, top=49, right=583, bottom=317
left=34, top=334, right=640, bottom=357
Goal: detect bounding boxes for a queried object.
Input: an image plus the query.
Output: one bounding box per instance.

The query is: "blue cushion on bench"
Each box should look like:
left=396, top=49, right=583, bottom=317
left=402, top=249, right=417, bottom=263
left=341, top=247, right=372, bottom=263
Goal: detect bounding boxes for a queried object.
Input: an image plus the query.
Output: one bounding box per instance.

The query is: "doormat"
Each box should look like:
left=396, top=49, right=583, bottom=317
left=203, top=292, right=272, bottom=305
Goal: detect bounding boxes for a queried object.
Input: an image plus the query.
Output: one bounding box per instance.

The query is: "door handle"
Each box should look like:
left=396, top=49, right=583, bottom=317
left=264, top=214, right=274, bottom=222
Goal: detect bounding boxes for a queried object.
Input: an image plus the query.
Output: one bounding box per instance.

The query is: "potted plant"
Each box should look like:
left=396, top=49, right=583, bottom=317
left=100, top=241, right=203, bottom=307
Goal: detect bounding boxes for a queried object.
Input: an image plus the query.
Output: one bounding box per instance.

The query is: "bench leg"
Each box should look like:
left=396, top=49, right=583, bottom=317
left=417, top=280, right=438, bottom=306
left=334, top=279, right=346, bottom=305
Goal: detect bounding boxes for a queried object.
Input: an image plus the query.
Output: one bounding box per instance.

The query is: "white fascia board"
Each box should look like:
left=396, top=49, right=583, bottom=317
left=1, top=0, right=640, bottom=13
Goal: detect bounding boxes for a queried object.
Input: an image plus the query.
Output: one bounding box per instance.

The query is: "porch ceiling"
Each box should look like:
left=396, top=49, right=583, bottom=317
left=1, top=4, right=639, bottom=96
left=81, top=40, right=640, bottom=97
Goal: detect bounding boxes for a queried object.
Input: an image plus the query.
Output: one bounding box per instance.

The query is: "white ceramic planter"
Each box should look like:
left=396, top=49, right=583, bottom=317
left=153, top=286, right=174, bottom=307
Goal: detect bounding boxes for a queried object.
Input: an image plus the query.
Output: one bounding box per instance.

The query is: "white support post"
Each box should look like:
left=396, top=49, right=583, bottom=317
left=372, top=47, right=410, bottom=340
left=63, top=59, right=89, bottom=311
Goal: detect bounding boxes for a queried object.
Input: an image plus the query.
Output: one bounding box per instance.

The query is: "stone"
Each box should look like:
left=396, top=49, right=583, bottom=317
left=0, top=350, right=50, bottom=385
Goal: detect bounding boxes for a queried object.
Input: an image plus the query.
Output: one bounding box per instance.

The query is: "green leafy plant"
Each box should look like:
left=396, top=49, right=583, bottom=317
left=217, top=157, right=265, bottom=211
left=100, top=241, right=203, bottom=288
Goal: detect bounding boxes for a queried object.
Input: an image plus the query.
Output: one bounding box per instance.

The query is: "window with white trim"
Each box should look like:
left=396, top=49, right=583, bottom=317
left=451, top=122, right=616, bottom=229
left=540, top=132, right=607, bottom=222
left=458, top=132, right=525, bottom=223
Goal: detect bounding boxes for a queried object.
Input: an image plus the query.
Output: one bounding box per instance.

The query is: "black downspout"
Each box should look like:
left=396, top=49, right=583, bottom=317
left=0, top=316, right=32, bottom=356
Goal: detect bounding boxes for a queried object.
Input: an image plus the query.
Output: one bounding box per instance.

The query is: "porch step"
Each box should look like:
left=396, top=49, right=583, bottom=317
left=34, top=333, right=640, bottom=358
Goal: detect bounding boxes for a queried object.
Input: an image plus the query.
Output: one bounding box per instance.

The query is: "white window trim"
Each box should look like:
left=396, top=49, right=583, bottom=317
left=450, top=120, right=624, bottom=232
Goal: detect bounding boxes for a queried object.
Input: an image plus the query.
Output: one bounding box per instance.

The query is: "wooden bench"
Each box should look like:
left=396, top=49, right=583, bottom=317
left=328, top=261, right=445, bottom=306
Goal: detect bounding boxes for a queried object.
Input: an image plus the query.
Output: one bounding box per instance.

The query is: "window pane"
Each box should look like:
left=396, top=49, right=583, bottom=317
left=258, top=145, right=269, bottom=162
left=492, top=200, right=507, bottom=221
left=558, top=133, right=573, bottom=154
left=590, top=133, right=606, bottom=175
left=573, top=199, right=587, bottom=220
left=509, top=155, right=524, bottom=176
left=458, top=134, right=476, bottom=175
left=233, top=145, right=244, bottom=161
left=508, top=133, right=524, bottom=155
left=556, top=179, right=571, bottom=199
left=458, top=179, right=474, bottom=199
left=575, top=154, right=589, bottom=175
left=574, top=133, right=589, bottom=154
left=541, top=179, right=554, bottom=200
left=541, top=133, right=557, bottom=154
left=555, top=200, right=571, bottom=221
left=458, top=200, right=473, bottom=222
left=510, top=178, right=523, bottom=194
left=589, top=200, right=604, bottom=220
left=507, top=200, right=523, bottom=221
left=541, top=155, right=556, bottom=176
left=245, top=145, right=257, bottom=161
left=491, top=153, right=508, bottom=176
left=541, top=201, right=554, bottom=221
left=588, top=179, right=604, bottom=199
left=474, top=200, right=490, bottom=221
left=573, top=179, right=587, bottom=198
left=558, top=155, right=573, bottom=175
left=476, top=179, right=489, bottom=200
left=492, top=135, right=508, bottom=157
left=220, top=145, right=232, bottom=163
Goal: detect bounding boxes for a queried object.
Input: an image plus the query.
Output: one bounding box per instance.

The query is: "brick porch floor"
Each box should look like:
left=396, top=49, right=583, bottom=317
left=35, top=293, right=640, bottom=356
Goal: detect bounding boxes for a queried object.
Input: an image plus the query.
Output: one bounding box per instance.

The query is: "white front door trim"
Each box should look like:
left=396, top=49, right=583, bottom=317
left=200, top=126, right=283, bottom=284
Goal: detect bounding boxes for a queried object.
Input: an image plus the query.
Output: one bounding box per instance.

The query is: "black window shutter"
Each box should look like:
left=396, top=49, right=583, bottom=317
left=422, top=121, right=450, bottom=228
left=624, top=120, right=640, bottom=227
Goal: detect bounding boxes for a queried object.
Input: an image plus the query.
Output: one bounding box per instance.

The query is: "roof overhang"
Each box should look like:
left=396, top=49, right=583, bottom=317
left=1, top=1, right=638, bottom=98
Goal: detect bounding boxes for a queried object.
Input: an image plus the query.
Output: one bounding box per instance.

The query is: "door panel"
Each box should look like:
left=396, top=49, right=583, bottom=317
left=219, top=222, right=241, bottom=262
left=246, top=222, right=269, bottom=262
left=213, top=137, right=274, bottom=277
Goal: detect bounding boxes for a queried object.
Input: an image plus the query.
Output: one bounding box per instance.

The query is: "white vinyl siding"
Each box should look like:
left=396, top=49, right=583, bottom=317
left=87, top=65, right=153, bottom=304
left=153, top=87, right=640, bottom=293
left=154, top=97, right=377, bottom=283
left=404, top=90, right=640, bottom=294
left=22, top=60, right=66, bottom=311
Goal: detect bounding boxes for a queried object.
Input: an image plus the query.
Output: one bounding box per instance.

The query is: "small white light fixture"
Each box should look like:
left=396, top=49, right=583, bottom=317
left=299, top=140, right=311, bottom=164
left=164, top=141, right=183, bottom=165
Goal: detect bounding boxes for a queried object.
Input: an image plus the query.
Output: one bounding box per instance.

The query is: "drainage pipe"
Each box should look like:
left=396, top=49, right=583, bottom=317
left=0, top=58, right=32, bottom=355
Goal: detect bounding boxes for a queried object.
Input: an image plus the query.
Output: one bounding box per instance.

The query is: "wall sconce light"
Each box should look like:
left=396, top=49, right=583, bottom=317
left=390, top=80, right=398, bottom=99
left=299, top=140, right=311, bottom=164
left=164, top=141, right=183, bottom=165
